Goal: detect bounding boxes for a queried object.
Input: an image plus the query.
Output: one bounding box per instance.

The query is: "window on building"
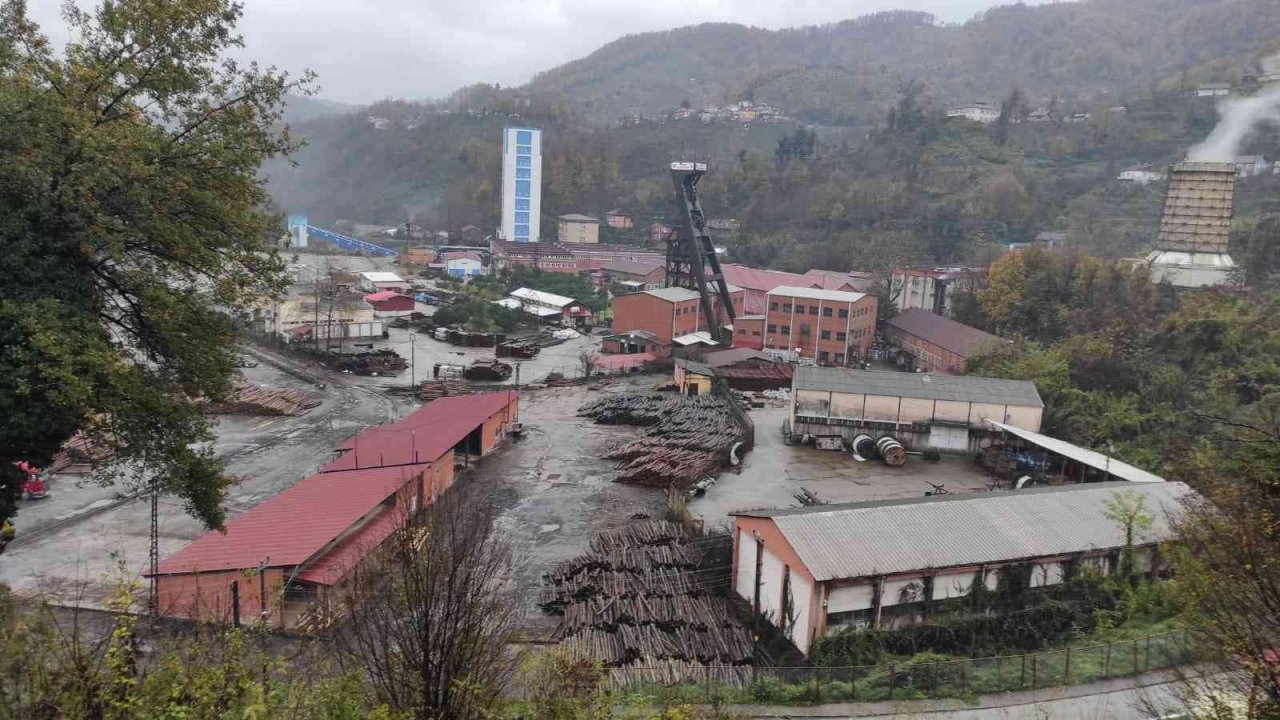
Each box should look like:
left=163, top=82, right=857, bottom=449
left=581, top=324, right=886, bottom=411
left=516, top=145, right=531, bottom=156
left=780, top=325, right=790, bottom=334
left=516, top=130, right=532, bottom=144
left=820, top=330, right=831, bottom=340
left=809, top=306, right=818, bottom=316
left=769, top=302, right=778, bottom=311
left=767, top=324, right=777, bottom=333
left=515, top=212, right=529, bottom=224
left=799, top=323, right=810, bottom=334
left=782, top=303, right=792, bottom=312
left=516, top=167, right=531, bottom=179
left=837, top=332, right=847, bottom=342
left=738, top=328, right=746, bottom=335
left=835, top=353, right=845, bottom=365
left=752, top=330, right=761, bottom=336
left=515, top=224, right=529, bottom=238
left=516, top=199, right=530, bottom=211
left=795, top=304, right=805, bottom=314
left=515, top=179, right=531, bottom=197
left=823, top=307, right=833, bottom=317
left=517, top=155, right=531, bottom=168
left=838, top=308, right=849, bottom=319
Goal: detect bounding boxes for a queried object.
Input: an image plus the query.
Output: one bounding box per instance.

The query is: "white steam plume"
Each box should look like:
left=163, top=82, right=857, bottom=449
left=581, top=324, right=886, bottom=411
left=1187, top=83, right=1280, bottom=161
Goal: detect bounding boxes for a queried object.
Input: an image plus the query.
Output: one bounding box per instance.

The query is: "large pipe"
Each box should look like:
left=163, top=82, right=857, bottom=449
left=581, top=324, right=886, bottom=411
left=851, top=434, right=877, bottom=462
left=877, top=436, right=907, bottom=467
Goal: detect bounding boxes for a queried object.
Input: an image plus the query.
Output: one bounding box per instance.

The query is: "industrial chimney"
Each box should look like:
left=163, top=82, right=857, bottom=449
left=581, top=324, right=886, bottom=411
left=1144, top=161, right=1237, bottom=287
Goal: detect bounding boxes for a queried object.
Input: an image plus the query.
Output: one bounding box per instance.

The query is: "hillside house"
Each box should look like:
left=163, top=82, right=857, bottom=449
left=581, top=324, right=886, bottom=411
left=1196, top=83, right=1231, bottom=97
left=1118, top=165, right=1166, bottom=184
left=890, top=267, right=984, bottom=317
left=558, top=214, right=601, bottom=244
left=945, top=102, right=999, bottom=123
left=647, top=222, right=675, bottom=243
left=606, top=209, right=634, bottom=229
left=1234, top=155, right=1268, bottom=177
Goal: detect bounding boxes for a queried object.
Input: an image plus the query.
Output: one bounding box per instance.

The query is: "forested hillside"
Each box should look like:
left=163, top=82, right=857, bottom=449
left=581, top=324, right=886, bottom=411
left=527, top=0, right=1280, bottom=125
left=264, top=0, right=1280, bottom=277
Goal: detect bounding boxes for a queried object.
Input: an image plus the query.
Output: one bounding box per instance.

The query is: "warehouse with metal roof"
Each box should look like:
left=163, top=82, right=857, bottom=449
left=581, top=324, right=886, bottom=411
left=788, top=366, right=1043, bottom=452
left=731, top=481, right=1192, bottom=654
left=149, top=391, right=518, bottom=629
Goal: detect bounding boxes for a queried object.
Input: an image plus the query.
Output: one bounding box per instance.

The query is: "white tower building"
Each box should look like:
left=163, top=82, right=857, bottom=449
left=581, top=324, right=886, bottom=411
left=500, top=127, right=542, bottom=243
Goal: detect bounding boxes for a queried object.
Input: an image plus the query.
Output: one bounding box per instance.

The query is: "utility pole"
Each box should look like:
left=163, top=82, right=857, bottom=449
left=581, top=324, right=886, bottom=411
left=148, top=472, right=159, bottom=616
left=410, top=330, right=416, bottom=388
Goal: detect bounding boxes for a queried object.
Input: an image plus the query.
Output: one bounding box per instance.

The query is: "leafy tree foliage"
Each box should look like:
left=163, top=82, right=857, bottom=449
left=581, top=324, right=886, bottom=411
left=0, top=0, right=308, bottom=526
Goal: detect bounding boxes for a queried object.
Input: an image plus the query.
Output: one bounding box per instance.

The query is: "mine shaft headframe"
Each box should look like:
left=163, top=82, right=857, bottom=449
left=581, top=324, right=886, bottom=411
left=668, top=162, right=736, bottom=343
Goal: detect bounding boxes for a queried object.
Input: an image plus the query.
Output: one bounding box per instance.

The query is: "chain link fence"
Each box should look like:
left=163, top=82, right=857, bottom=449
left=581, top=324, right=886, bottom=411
left=611, top=630, right=1192, bottom=705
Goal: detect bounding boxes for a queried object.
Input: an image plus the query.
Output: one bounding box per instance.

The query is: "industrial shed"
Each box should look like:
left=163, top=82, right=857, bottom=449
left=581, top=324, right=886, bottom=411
left=149, top=391, right=518, bottom=629
left=788, top=366, right=1042, bottom=452
left=732, top=482, right=1192, bottom=655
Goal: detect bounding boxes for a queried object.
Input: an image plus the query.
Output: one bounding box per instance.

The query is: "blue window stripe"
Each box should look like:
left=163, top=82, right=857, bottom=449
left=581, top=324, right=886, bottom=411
left=517, top=156, right=531, bottom=167
left=516, top=130, right=532, bottom=144
left=517, top=145, right=531, bottom=156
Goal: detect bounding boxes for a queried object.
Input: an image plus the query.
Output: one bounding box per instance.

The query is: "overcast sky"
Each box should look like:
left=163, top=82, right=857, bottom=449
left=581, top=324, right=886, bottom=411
left=27, top=0, right=1045, bottom=105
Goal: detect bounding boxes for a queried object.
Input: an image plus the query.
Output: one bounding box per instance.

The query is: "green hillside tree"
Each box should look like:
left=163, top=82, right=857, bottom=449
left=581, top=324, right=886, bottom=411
left=0, top=0, right=310, bottom=527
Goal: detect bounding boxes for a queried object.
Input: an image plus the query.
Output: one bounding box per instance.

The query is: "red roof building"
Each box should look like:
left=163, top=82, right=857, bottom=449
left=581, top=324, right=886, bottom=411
left=364, top=290, right=414, bottom=318
left=149, top=391, right=519, bottom=629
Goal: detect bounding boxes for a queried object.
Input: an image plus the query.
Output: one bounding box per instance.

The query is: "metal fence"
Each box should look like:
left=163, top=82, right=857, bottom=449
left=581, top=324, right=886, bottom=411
left=610, top=630, right=1192, bottom=705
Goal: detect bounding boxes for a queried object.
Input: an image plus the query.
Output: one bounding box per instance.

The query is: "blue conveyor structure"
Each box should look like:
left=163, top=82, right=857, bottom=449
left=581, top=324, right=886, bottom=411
left=305, top=225, right=398, bottom=257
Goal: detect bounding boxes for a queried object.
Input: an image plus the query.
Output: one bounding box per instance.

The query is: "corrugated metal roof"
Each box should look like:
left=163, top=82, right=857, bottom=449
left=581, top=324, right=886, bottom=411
left=153, top=464, right=425, bottom=576
left=559, top=213, right=600, bottom=223
left=358, top=271, right=405, bottom=283
left=1156, top=162, right=1234, bottom=253
left=645, top=287, right=701, bottom=302
left=737, top=482, right=1193, bottom=581
left=326, top=392, right=516, bottom=471
left=987, top=421, right=1166, bottom=483
left=510, top=287, right=576, bottom=307
left=885, top=309, right=1008, bottom=358
left=720, top=264, right=813, bottom=292
left=794, top=366, right=1043, bottom=408
left=673, top=331, right=718, bottom=346
left=768, top=285, right=867, bottom=303
left=603, top=259, right=664, bottom=275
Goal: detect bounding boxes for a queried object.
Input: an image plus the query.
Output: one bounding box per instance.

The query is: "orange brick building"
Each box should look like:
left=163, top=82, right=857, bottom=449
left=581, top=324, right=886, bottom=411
left=763, top=286, right=877, bottom=366
left=610, top=286, right=745, bottom=352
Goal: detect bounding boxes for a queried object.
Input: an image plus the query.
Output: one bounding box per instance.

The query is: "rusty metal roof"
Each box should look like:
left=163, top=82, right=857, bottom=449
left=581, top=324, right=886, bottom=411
left=885, top=309, right=1007, bottom=358
left=794, top=366, right=1043, bottom=407
left=1156, top=162, right=1235, bottom=253
left=735, top=482, right=1193, bottom=581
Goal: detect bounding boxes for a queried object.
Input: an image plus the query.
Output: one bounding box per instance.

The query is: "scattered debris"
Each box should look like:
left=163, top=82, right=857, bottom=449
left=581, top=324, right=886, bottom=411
left=793, top=487, right=826, bottom=506
left=463, top=358, right=513, bottom=381
left=327, top=349, right=407, bottom=376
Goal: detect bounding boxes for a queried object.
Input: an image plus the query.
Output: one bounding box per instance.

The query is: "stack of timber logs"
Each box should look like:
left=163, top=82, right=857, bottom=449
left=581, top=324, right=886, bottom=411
left=206, top=384, right=321, bottom=416
left=542, top=519, right=752, bottom=684
left=579, top=393, right=752, bottom=488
